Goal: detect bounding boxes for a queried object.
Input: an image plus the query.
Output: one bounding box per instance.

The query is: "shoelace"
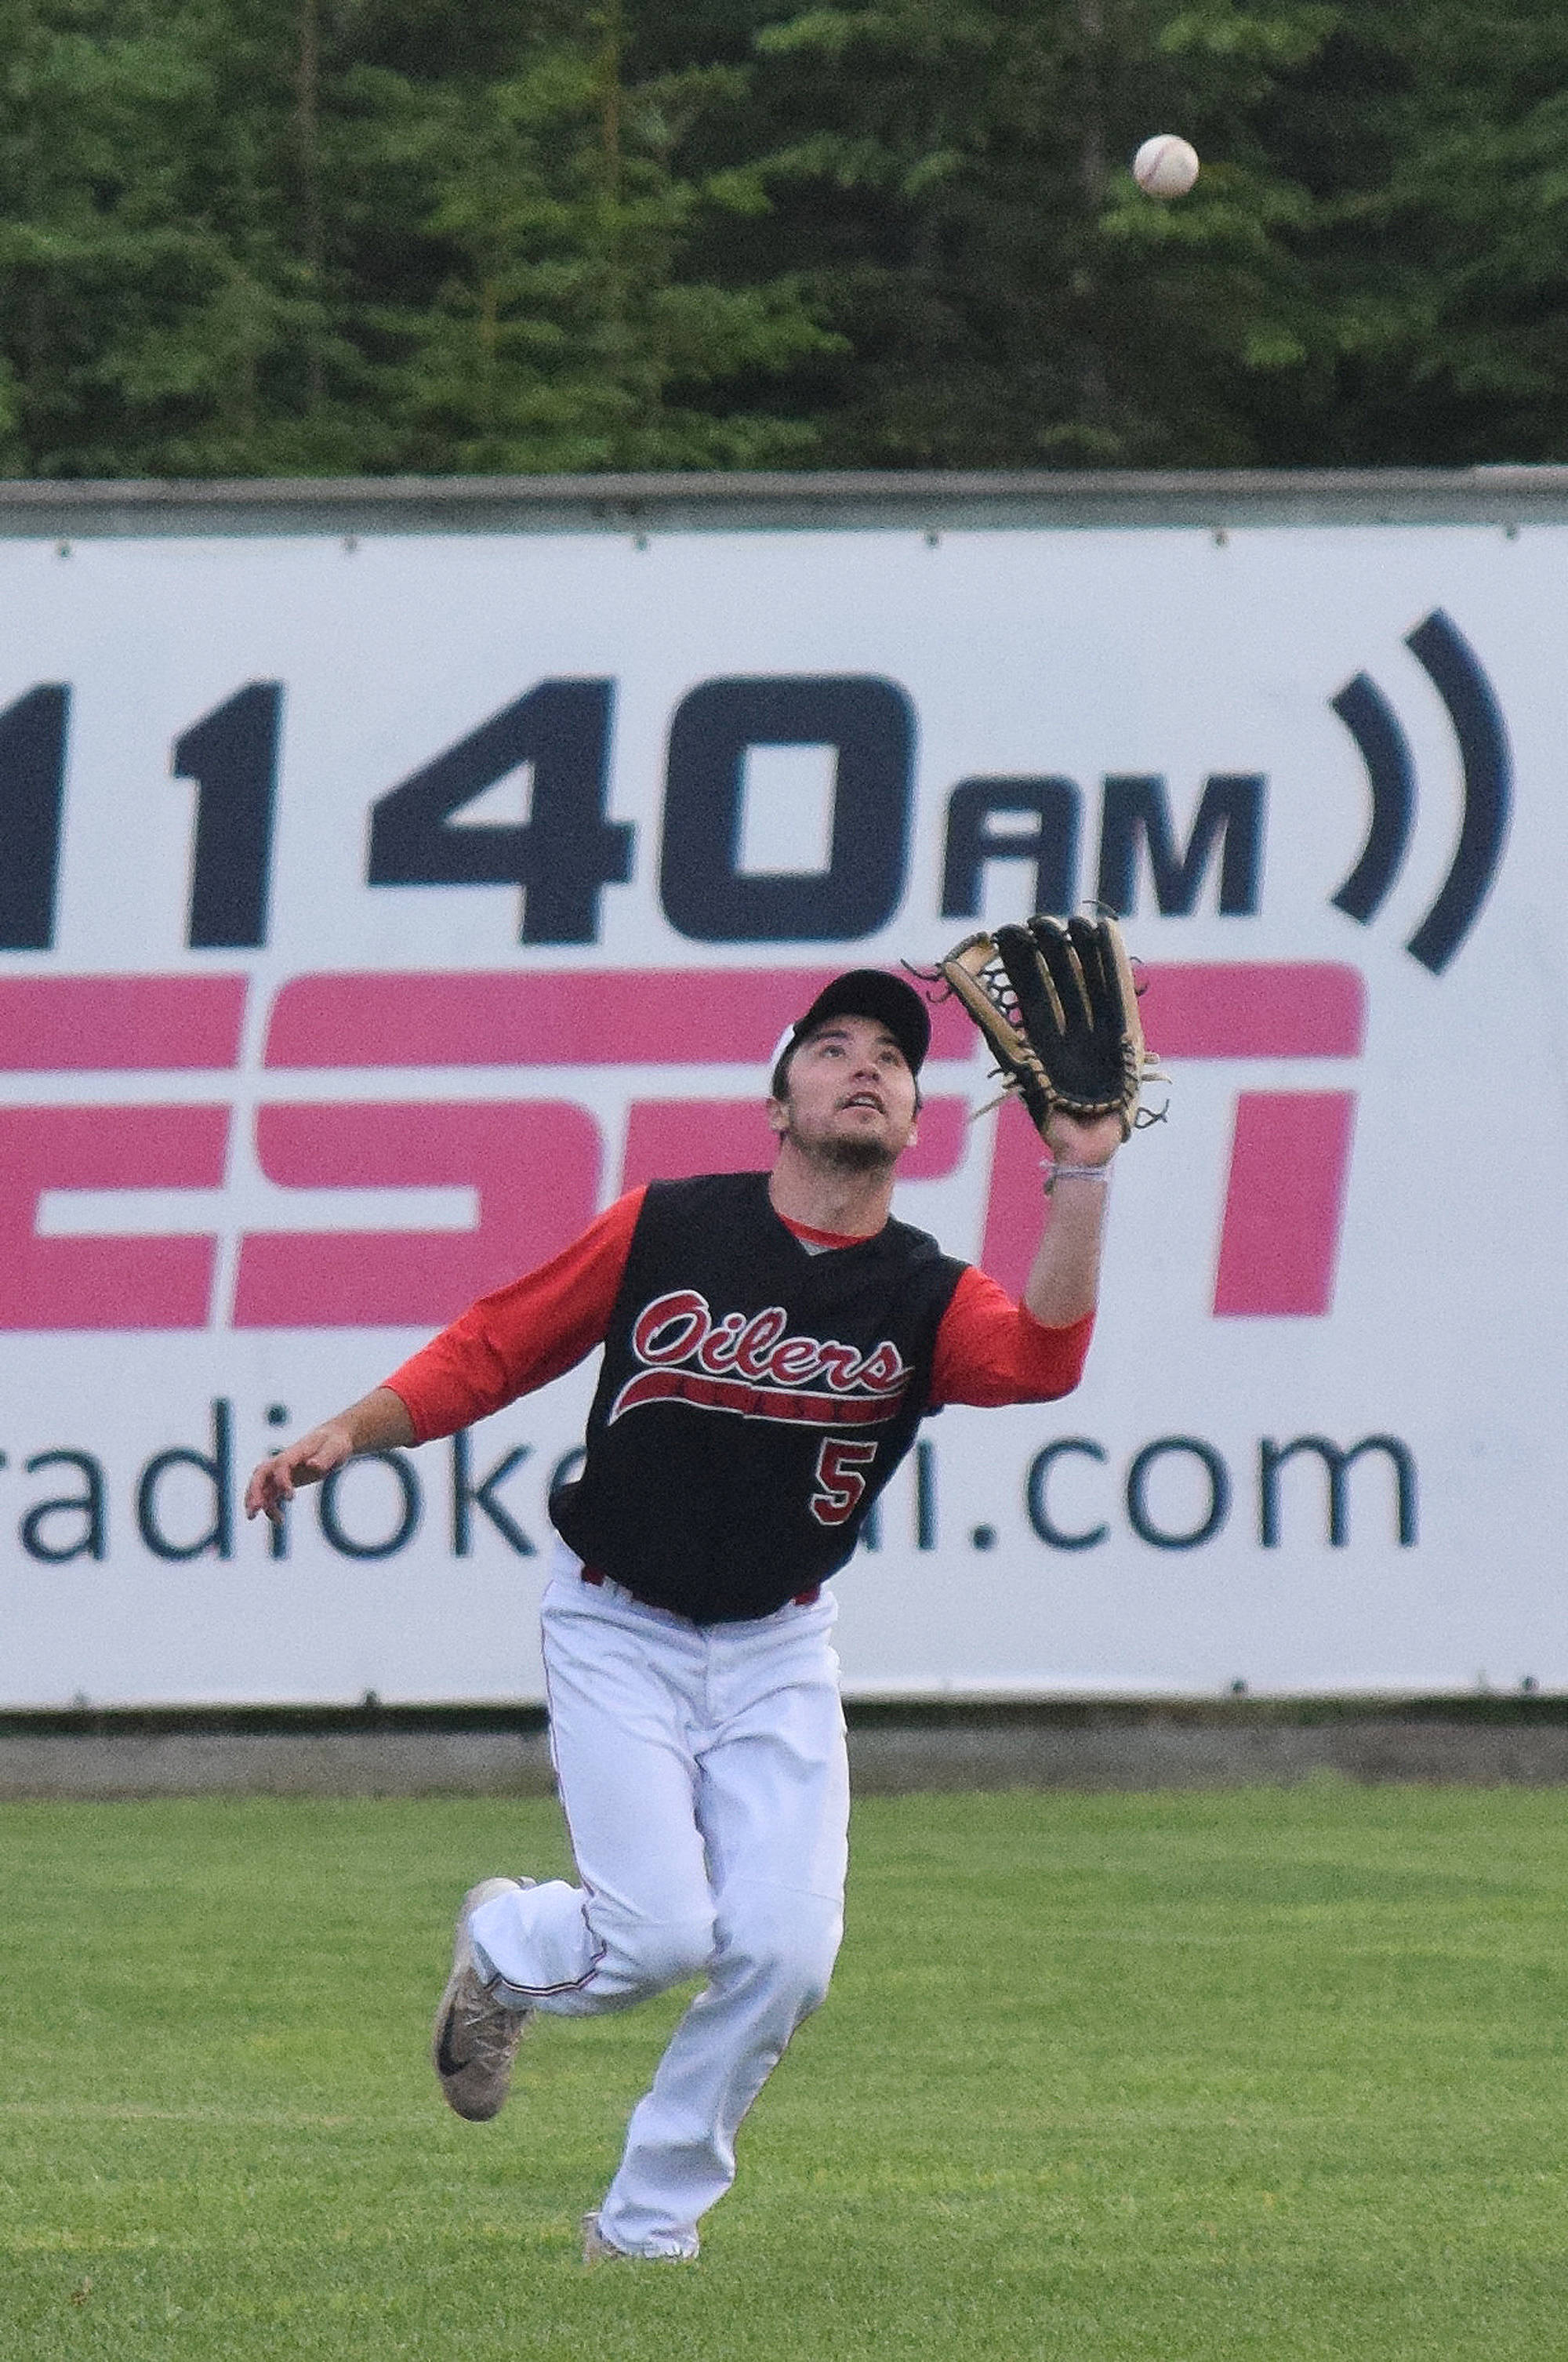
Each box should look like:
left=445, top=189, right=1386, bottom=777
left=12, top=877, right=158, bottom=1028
left=449, top=1971, right=519, bottom=2069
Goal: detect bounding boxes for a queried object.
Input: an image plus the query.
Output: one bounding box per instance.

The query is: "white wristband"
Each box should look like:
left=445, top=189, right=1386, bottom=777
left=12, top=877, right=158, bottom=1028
left=1043, top=1160, right=1112, bottom=1195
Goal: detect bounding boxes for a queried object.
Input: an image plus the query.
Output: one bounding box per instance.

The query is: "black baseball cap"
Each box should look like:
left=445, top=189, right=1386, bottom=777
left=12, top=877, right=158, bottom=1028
left=769, top=970, right=931, bottom=1100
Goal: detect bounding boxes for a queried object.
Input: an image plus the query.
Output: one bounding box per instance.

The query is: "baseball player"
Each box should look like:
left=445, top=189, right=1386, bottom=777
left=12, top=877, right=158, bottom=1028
left=244, top=964, right=1123, bottom=2262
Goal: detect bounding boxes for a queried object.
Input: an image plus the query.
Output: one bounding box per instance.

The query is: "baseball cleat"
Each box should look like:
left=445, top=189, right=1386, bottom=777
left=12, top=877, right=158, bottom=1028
left=432, top=1876, right=535, bottom=2121
left=581, top=2211, right=627, bottom=2262
left=581, top=2211, right=697, bottom=2265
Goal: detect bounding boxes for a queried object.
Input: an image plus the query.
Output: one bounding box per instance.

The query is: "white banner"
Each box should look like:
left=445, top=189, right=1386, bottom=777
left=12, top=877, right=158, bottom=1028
left=0, top=512, right=1557, bottom=1702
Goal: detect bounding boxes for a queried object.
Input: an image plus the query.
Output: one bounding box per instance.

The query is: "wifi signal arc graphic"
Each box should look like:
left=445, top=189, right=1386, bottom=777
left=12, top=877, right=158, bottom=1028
left=1329, top=609, right=1512, bottom=974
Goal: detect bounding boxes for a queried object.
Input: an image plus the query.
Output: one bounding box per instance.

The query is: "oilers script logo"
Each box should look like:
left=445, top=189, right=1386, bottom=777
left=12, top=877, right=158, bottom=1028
left=609, top=1289, right=913, bottom=1530
left=610, top=1290, right=910, bottom=1431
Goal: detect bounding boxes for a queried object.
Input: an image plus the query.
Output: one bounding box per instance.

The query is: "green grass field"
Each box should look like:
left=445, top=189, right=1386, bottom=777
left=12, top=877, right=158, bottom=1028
left=3, top=1784, right=1567, bottom=2359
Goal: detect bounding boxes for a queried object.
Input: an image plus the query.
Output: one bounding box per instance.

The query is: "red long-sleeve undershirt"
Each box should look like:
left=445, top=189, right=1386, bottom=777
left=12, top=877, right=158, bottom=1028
left=385, top=1186, right=1093, bottom=1444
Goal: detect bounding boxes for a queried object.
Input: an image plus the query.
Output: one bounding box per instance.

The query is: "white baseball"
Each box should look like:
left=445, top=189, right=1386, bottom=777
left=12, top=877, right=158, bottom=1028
left=1133, top=135, right=1200, bottom=199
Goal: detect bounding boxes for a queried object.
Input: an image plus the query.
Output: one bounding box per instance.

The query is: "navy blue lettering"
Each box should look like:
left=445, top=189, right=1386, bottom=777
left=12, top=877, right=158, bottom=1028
left=21, top=1449, right=107, bottom=1563
left=368, top=681, right=630, bottom=944
left=176, top=684, right=281, bottom=949
left=452, top=1432, right=535, bottom=1557
left=941, top=778, right=1080, bottom=920
left=1259, top=1435, right=1417, bottom=1547
left=1097, top=774, right=1265, bottom=916
left=0, top=685, right=69, bottom=951
left=136, top=1400, right=235, bottom=1562
left=1126, top=1437, right=1230, bottom=1551
left=1025, top=1439, right=1108, bottom=1550
left=661, top=677, right=913, bottom=942
left=318, top=1453, right=422, bottom=1559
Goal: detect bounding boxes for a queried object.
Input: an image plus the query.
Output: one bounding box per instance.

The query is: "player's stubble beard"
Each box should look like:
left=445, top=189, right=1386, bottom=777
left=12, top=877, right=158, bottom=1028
left=780, top=1107, right=902, bottom=1176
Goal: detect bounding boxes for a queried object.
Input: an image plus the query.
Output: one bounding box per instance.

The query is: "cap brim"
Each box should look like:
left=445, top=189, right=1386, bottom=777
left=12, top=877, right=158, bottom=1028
left=777, top=969, right=931, bottom=1082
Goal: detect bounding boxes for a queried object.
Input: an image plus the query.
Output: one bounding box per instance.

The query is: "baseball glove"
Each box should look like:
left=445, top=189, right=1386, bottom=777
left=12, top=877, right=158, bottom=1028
left=934, top=913, right=1163, bottom=1142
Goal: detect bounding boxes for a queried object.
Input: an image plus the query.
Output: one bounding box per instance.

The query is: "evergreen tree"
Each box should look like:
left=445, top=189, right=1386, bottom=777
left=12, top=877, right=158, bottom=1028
left=1, top=0, right=1566, bottom=476
left=1308, top=0, right=1568, bottom=462
left=351, top=0, right=836, bottom=470
left=736, top=0, right=1353, bottom=465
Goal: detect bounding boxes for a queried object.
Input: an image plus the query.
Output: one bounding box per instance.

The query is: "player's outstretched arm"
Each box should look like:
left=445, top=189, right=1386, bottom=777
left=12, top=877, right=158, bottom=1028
left=933, top=911, right=1160, bottom=1331
left=1022, top=1109, right=1121, bottom=1328
left=243, top=1386, right=416, bottom=1527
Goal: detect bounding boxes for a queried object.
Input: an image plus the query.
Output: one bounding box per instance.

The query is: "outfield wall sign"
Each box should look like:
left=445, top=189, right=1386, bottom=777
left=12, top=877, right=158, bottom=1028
left=0, top=510, right=1557, bottom=1701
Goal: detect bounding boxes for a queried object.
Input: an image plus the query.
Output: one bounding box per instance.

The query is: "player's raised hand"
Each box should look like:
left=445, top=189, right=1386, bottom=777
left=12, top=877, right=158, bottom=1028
left=244, top=1420, right=357, bottom=1526
left=1043, top=1106, right=1124, bottom=1170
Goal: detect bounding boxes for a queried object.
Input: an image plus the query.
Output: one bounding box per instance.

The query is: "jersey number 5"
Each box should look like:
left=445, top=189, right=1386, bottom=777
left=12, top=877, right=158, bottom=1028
left=810, top=1437, right=879, bottom=1527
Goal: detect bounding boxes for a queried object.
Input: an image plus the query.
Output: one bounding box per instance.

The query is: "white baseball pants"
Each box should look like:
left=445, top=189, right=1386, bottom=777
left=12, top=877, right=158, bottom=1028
left=466, top=1540, right=850, bottom=2259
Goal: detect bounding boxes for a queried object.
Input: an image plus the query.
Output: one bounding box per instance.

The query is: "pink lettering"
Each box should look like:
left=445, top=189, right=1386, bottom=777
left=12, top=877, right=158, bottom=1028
left=1214, top=1092, right=1357, bottom=1317
left=0, top=975, right=248, bottom=1072
left=980, top=962, right=1367, bottom=1315
left=264, top=969, right=975, bottom=1072
left=234, top=1101, right=599, bottom=1329
left=0, top=1105, right=228, bottom=1331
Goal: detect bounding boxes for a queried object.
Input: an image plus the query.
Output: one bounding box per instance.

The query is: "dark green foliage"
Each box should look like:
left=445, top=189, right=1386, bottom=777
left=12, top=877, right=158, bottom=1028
left=0, top=0, right=1564, bottom=474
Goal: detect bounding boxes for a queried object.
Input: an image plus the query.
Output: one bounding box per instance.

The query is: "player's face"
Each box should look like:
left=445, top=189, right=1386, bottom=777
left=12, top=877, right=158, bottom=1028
left=769, top=1017, right=920, bottom=1170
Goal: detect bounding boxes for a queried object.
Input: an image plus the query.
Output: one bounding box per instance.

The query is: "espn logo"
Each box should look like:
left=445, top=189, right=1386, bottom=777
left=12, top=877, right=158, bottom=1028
left=0, top=963, right=1363, bottom=1330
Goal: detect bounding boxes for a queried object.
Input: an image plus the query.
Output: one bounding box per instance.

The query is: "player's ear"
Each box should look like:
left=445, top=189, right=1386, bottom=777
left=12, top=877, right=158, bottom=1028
left=766, top=1094, right=789, bottom=1138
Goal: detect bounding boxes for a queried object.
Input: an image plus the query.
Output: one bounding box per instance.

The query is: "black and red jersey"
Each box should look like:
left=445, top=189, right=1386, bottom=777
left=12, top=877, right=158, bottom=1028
left=384, top=1169, right=1094, bottom=1623
left=550, top=1173, right=965, bottom=1620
